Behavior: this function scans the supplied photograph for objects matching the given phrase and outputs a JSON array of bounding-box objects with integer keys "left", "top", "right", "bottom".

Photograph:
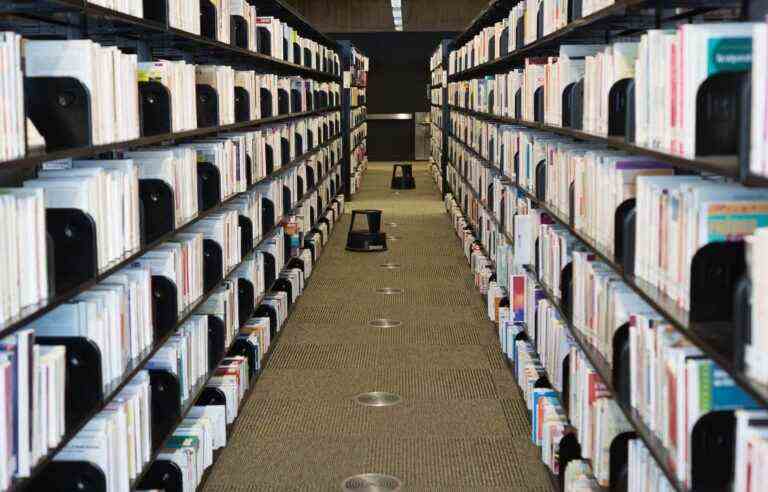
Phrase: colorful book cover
[
  {"left": 703, "top": 202, "right": 768, "bottom": 242},
  {"left": 698, "top": 361, "right": 759, "bottom": 412}
]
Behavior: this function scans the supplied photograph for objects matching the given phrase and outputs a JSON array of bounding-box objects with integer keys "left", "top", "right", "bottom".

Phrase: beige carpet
[{"left": 201, "top": 162, "right": 555, "bottom": 491}]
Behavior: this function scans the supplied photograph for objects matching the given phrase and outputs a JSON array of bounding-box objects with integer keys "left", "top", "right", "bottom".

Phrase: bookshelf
[
  {"left": 0, "top": 1, "right": 356, "bottom": 491},
  {"left": 429, "top": 39, "right": 451, "bottom": 197},
  {"left": 432, "top": 1, "right": 768, "bottom": 491},
  {"left": 339, "top": 40, "right": 369, "bottom": 199}
]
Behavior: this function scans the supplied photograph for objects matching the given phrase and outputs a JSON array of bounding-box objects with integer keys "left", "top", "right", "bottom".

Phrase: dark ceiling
[{"left": 282, "top": 0, "right": 489, "bottom": 32}]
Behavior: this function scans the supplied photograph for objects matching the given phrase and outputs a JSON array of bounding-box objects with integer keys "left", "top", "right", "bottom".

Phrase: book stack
[
  {"left": 0, "top": 32, "right": 24, "bottom": 161},
  {"left": 168, "top": 0, "right": 201, "bottom": 34},
  {"left": 196, "top": 66, "right": 236, "bottom": 126},
  {"left": 89, "top": 0, "right": 143, "bottom": 16},
  {"left": 25, "top": 40, "right": 141, "bottom": 146},
  {"left": 0, "top": 330, "right": 66, "bottom": 487},
  {"left": 230, "top": 0, "right": 257, "bottom": 50}
]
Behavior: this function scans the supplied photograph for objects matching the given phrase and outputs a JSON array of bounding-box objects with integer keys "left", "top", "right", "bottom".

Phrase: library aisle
[{"left": 201, "top": 162, "right": 553, "bottom": 491}]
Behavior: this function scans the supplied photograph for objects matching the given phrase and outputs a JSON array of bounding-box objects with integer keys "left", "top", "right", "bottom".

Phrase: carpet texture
[{"left": 201, "top": 162, "right": 555, "bottom": 491}]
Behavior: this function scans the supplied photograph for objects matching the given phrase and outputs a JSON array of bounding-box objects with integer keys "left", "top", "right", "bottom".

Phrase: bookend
[
  {"left": 272, "top": 277, "right": 293, "bottom": 309},
  {"left": 568, "top": 182, "right": 575, "bottom": 227},
  {"left": 196, "top": 84, "right": 220, "bottom": 128},
  {"left": 139, "top": 81, "right": 172, "bottom": 136},
  {"left": 304, "top": 46, "right": 312, "bottom": 68},
  {"left": 561, "top": 353, "right": 571, "bottom": 413},
  {"left": 346, "top": 209, "right": 387, "bottom": 252},
  {"left": 137, "top": 460, "right": 184, "bottom": 492},
  {"left": 291, "top": 87, "right": 302, "bottom": 113},
  {"left": 196, "top": 386, "right": 226, "bottom": 407},
  {"left": 260, "top": 89, "right": 273, "bottom": 118},
  {"left": 25, "top": 77, "right": 92, "bottom": 152},
  {"left": 36, "top": 336, "right": 102, "bottom": 433},
  {"left": 262, "top": 251, "right": 277, "bottom": 289},
  {"left": 148, "top": 368, "right": 182, "bottom": 450},
  {"left": 142, "top": 0, "right": 168, "bottom": 24},
  {"left": 200, "top": 0, "right": 216, "bottom": 40},
  {"left": 282, "top": 185, "right": 292, "bottom": 216},
  {"left": 625, "top": 80, "right": 636, "bottom": 143},
  {"left": 257, "top": 27, "right": 271, "bottom": 56},
  {"left": 500, "top": 26, "right": 509, "bottom": 57},
  {"left": 307, "top": 167, "right": 316, "bottom": 189},
  {"left": 295, "top": 132, "right": 304, "bottom": 156},
  {"left": 536, "top": 5, "right": 544, "bottom": 40},
  {"left": 265, "top": 144, "right": 275, "bottom": 174},
  {"left": 230, "top": 15, "right": 248, "bottom": 49},
  {"left": 608, "top": 78, "right": 633, "bottom": 137},
  {"left": 611, "top": 322, "right": 631, "bottom": 408},
  {"left": 690, "top": 241, "right": 746, "bottom": 323},
  {"left": 281, "top": 137, "right": 290, "bottom": 166},
  {"left": 151, "top": 275, "right": 179, "bottom": 339},
  {"left": 203, "top": 239, "right": 224, "bottom": 293},
  {"left": 690, "top": 411, "right": 736, "bottom": 491},
  {"left": 391, "top": 163, "right": 416, "bottom": 190},
  {"left": 47, "top": 209, "right": 98, "bottom": 294},
  {"left": 207, "top": 315, "right": 226, "bottom": 372},
  {"left": 614, "top": 198, "right": 636, "bottom": 275},
  {"left": 262, "top": 197, "right": 275, "bottom": 235},
  {"left": 695, "top": 71, "right": 749, "bottom": 156},
  {"left": 514, "top": 89, "right": 523, "bottom": 120},
  {"left": 282, "top": 232, "right": 291, "bottom": 267},
  {"left": 234, "top": 86, "right": 250, "bottom": 122},
  {"left": 560, "top": 263, "right": 573, "bottom": 319},
  {"left": 27, "top": 461, "right": 107, "bottom": 492},
  {"left": 308, "top": 128, "right": 315, "bottom": 149},
  {"left": 197, "top": 162, "right": 221, "bottom": 212},
  {"left": 515, "top": 17, "right": 524, "bottom": 50},
  {"left": 255, "top": 303, "right": 278, "bottom": 340},
  {"left": 139, "top": 179, "right": 175, "bottom": 243},
  {"left": 733, "top": 275, "right": 751, "bottom": 371},
  {"left": 568, "top": 81, "right": 584, "bottom": 130},
  {"left": 556, "top": 432, "right": 581, "bottom": 492},
  {"left": 568, "top": 0, "right": 582, "bottom": 22},
  {"left": 297, "top": 175, "right": 305, "bottom": 200},
  {"left": 237, "top": 277, "right": 255, "bottom": 326},
  {"left": 278, "top": 88, "right": 290, "bottom": 115},
  {"left": 239, "top": 216, "right": 254, "bottom": 258},
  {"left": 535, "top": 160, "right": 547, "bottom": 201},
  {"left": 608, "top": 431, "right": 636, "bottom": 492},
  {"left": 229, "top": 338, "right": 259, "bottom": 380}
]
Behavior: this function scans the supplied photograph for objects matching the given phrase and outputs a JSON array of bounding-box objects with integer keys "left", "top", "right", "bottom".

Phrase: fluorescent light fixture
[{"left": 391, "top": 0, "right": 403, "bottom": 30}]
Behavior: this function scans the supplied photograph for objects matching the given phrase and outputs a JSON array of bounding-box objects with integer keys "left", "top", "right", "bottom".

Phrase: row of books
[
  {"left": 430, "top": 68, "right": 446, "bottom": 88},
  {"left": 445, "top": 144, "right": 768, "bottom": 487},
  {"left": 349, "top": 87, "right": 367, "bottom": 108},
  {"left": 348, "top": 47, "right": 369, "bottom": 87},
  {"left": 448, "top": 0, "right": 614, "bottom": 75},
  {"left": 448, "top": 19, "right": 760, "bottom": 162},
  {"left": 430, "top": 43, "right": 443, "bottom": 72},
  {"left": 0, "top": 35, "right": 343, "bottom": 159},
  {"left": 430, "top": 88, "right": 443, "bottom": 106},
  {"left": 0, "top": 132, "right": 341, "bottom": 324},
  {"left": 350, "top": 124, "right": 368, "bottom": 196}
]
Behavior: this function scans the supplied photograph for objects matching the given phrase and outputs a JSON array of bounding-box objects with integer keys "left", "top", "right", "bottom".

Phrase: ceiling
[{"left": 282, "top": 0, "right": 489, "bottom": 32}]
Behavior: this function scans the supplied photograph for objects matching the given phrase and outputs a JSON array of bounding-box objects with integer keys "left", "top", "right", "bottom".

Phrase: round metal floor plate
[
  {"left": 368, "top": 318, "right": 402, "bottom": 328},
  {"left": 386, "top": 222, "right": 398, "bottom": 227},
  {"left": 388, "top": 235, "right": 400, "bottom": 241},
  {"left": 376, "top": 287, "right": 403, "bottom": 295},
  {"left": 342, "top": 473, "right": 402, "bottom": 491},
  {"left": 379, "top": 262, "right": 401, "bottom": 270},
  {"left": 354, "top": 392, "right": 402, "bottom": 407}
]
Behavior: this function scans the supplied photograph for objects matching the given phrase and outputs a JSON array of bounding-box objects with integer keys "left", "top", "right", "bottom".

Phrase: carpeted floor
[{"left": 201, "top": 162, "right": 554, "bottom": 491}]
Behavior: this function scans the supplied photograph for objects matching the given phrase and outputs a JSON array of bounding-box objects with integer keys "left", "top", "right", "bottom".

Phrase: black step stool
[
  {"left": 346, "top": 209, "right": 387, "bottom": 252},
  {"left": 391, "top": 164, "right": 415, "bottom": 190}
]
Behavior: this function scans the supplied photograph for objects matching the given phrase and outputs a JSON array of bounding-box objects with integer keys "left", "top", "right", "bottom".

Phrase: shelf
[
  {"left": 449, "top": 106, "right": 740, "bottom": 179},
  {"left": 447, "top": 129, "right": 768, "bottom": 409},
  {"left": 0, "top": 132, "right": 343, "bottom": 339},
  {"left": 350, "top": 119, "right": 367, "bottom": 133},
  {"left": 0, "top": 107, "right": 341, "bottom": 170},
  {"left": 448, "top": 0, "right": 739, "bottom": 80}
]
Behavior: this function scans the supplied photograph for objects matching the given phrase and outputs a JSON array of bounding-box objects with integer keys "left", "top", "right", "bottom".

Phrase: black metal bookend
[
  {"left": 282, "top": 185, "right": 292, "bottom": 216},
  {"left": 229, "top": 338, "right": 259, "bottom": 380},
  {"left": 272, "top": 278, "right": 293, "bottom": 309},
  {"left": 149, "top": 369, "right": 182, "bottom": 450},
  {"left": 265, "top": 145, "right": 275, "bottom": 174},
  {"left": 734, "top": 275, "right": 751, "bottom": 371},
  {"left": 534, "top": 87, "right": 545, "bottom": 123},
  {"left": 200, "top": 0, "right": 217, "bottom": 40},
  {"left": 139, "top": 179, "right": 175, "bottom": 243},
  {"left": 515, "top": 17, "right": 524, "bottom": 50},
  {"left": 196, "top": 84, "right": 220, "bottom": 128},
  {"left": 561, "top": 354, "right": 571, "bottom": 413},
  {"left": 690, "top": 411, "right": 736, "bottom": 491},
  {"left": 625, "top": 80, "right": 636, "bottom": 143},
  {"left": 608, "top": 431, "right": 636, "bottom": 492},
  {"left": 295, "top": 133, "right": 304, "bottom": 156},
  {"left": 237, "top": 278, "right": 255, "bottom": 327},
  {"left": 254, "top": 303, "right": 277, "bottom": 340},
  {"left": 234, "top": 86, "right": 250, "bottom": 123},
  {"left": 572, "top": 81, "right": 584, "bottom": 130},
  {"left": 281, "top": 138, "right": 290, "bottom": 166},
  {"left": 239, "top": 216, "right": 254, "bottom": 258},
  {"left": 611, "top": 323, "right": 631, "bottom": 408},
  {"left": 568, "top": 182, "right": 576, "bottom": 227},
  {"left": 535, "top": 160, "right": 547, "bottom": 201},
  {"left": 25, "top": 77, "right": 92, "bottom": 152},
  {"left": 308, "top": 129, "right": 315, "bottom": 149},
  {"left": 261, "top": 197, "right": 275, "bottom": 235},
  {"left": 260, "top": 90, "right": 273, "bottom": 118},
  {"left": 282, "top": 232, "right": 291, "bottom": 266},
  {"left": 203, "top": 240, "right": 224, "bottom": 294},
  {"left": 36, "top": 336, "right": 103, "bottom": 433},
  {"left": 137, "top": 460, "right": 184, "bottom": 492},
  {"left": 47, "top": 209, "right": 98, "bottom": 294},
  {"left": 557, "top": 432, "right": 581, "bottom": 492},
  {"left": 304, "top": 47, "right": 312, "bottom": 68},
  {"left": 197, "top": 162, "right": 221, "bottom": 212},
  {"left": 139, "top": 81, "right": 172, "bottom": 137},
  {"left": 536, "top": 5, "right": 544, "bottom": 40},
  {"left": 257, "top": 28, "right": 272, "bottom": 56},
  {"left": 287, "top": 257, "right": 305, "bottom": 275},
  {"left": 291, "top": 87, "right": 301, "bottom": 113},
  {"left": 207, "top": 315, "right": 226, "bottom": 372},
  {"left": 502, "top": 28, "right": 510, "bottom": 57},
  {"left": 230, "top": 15, "right": 248, "bottom": 49},
  {"left": 151, "top": 275, "right": 179, "bottom": 339},
  {"left": 261, "top": 251, "right": 276, "bottom": 290},
  {"left": 278, "top": 89, "right": 290, "bottom": 115},
  {"left": 608, "top": 78, "right": 634, "bottom": 137},
  {"left": 614, "top": 199, "right": 636, "bottom": 274},
  {"left": 297, "top": 175, "right": 304, "bottom": 200},
  {"left": 28, "top": 461, "right": 107, "bottom": 492},
  {"left": 514, "top": 89, "right": 523, "bottom": 120},
  {"left": 196, "top": 386, "right": 227, "bottom": 407},
  {"left": 560, "top": 263, "right": 573, "bottom": 318},
  {"left": 696, "top": 71, "right": 749, "bottom": 157},
  {"left": 568, "top": 0, "right": 582, "bottom": 22},
  {"left": 142, "top": 0, "right": 168, "bottom": 24},
  {"left": 562, "top": 83, "right": 576, "bottom": 128},
  {"left": 690, "top": 241, "right": 746, "bottom": 323}
]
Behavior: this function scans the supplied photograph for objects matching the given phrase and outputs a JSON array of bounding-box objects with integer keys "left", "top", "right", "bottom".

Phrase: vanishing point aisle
[{"left": 201, "top": 162, "right": 554, "bottom": 491}]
